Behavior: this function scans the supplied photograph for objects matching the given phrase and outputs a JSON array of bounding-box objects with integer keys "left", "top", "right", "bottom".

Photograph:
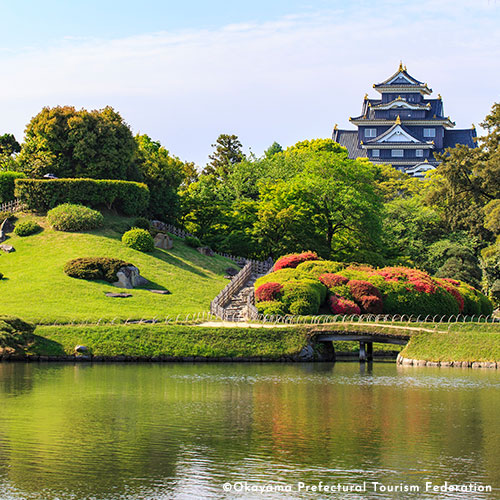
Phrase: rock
[
  {"left": 0, "top": 244, "right": 15, "bottom": 253},
  {"left": 149, "top": 289, "right": 171, "bottom": 294},
  {"left": 113, "top": 266, "right": 148, "bottom": 289},
  {"left": 154, "top": 232, "right": 173, "bottom": 250},
  {"left": 225, "top": 267, "right": 239, "bottom": 277},
  {"left": 74, "top": 345, "right": 89, "bottom": 353},
  {"left": 105, "top": 292, "right": 132, "bottom": 298},
  {"left": 197, "top": 246, "right": 215, "bottom": 257}
]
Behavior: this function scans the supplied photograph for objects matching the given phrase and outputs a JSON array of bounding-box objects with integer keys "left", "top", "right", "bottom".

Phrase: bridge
[{"left": 311, "top": 327, "right": 412, "bottom": 362}]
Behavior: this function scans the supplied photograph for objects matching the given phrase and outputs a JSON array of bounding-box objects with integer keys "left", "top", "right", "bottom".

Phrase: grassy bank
[
  {"left": 400, "top": 323, "right": 500, "bottom": 363},
  {"left": 0, "top": 213, "right": 233, "bottom": 322},
  {"left": 32, "top": 324, "right": 311, "bottom": 359}
]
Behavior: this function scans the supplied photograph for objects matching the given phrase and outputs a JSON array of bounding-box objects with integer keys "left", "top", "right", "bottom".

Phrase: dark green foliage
[
  {"left": 0, "top": 272, "right": 3, "bottom": 280},
  {"left": 184, "top": 235, "right": 202, "bottom": 248},
  {"left": 204, "top": 134, "right": 243, "bottom": 178},
  {"left": 0, "top": 171, "right": 26, "bottom": 203},
  {"left": 0, "top": 316, "right": 35, "bottom": 356},
  {"left": 17, "top": 106, "right": 138, "bottom": 180},
  {"left": 64, "top": 257, "right": 132, "bottom": 282},
  {"left": 0, "top": 211, "right": 13, "bottom": 222},
  {"left": 13, "top": 220, "right": 42, "bottom": 237},
  {"left": 47, "top": 204, "right": 104, "bottom": 232},
  {"left": 122, "top": 228, "right": 155, "bottom": 252},
  {"left": 132, "top": 217, "right": 151, "bottom": 231},
  {"left": 15, "top": 178, "right": 149, "bottom": 215}
]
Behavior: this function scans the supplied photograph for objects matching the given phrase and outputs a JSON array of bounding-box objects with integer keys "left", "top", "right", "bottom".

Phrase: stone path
[{"left": 221, "top": 273, "right": 261, "bottom": 321}]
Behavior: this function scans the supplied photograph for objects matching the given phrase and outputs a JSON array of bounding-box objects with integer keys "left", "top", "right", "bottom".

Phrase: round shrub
[
  {"left": 64, "top": 257, "right": 133, "bottom": 282},
  {"left": 436, "top": 279, "right": 464, "bottom": 313},
  {"left": 255, "top": 268, "right": 306, "bottom": 288},
  {"left": 289, "top": 299, "right": 317, "bottom": 316},
  {"left": 348, "top": 280, "right": 382, "bottom": 301},
  {"left": 274, "top": 251, "right": 318, "bottom": 271},
  {"left": 328, "top": 296, "right": 361, "bottom": 315},
  {"left": 255, "top": 282, "right": 283, "bottom": 302},
  {"left": 13, "top": 220, "right": 42, "bottom": 237},
  {"left": 256, "top": 301, "right": 286, "bottom": 316},
  {"left": 47, "top": 204, "right": 104, "bottom": 232},
  {"left": 359, "top": 295, "right": 383, "bottom": 314},
  {"left": 132, "top": 217, "right": 151, "bottom": 231},
  {"left": 296, "top": 260, "right": 345, "bottom": 277},
  {"left": 122, "top": 228, "right": 155, "bottom": 252},
  {"left": 281, "top": 281, "right": 324, "bottom": 315},
  {"left": 185, "top": 236, "right": 202, "bottom": 248},
  {"left": 319, "top": 273, "right": 349, "bottom": 288}
]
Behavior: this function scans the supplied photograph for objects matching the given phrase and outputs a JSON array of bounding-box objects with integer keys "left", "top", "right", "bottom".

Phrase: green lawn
[
  {"left": 0, "top": 213, "right": 235, "bottom": 322},
  {"left": 33, "top": 324, "right": 310, "bottom": 359}
]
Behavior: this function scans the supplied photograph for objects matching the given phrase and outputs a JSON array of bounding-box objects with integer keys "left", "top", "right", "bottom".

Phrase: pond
[{"left": 0, "top": 362, "right": 498, "bottom": 499}]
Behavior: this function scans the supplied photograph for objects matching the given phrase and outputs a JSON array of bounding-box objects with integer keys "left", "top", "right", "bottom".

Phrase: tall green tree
[
  {"left": 203, "top": 134, "right": 243, "bottom": 178},
  {"left": 17, "top": 106, "right": 137, "bottom": 179},
  {"left": 0, "top": 133, "right": 21, "bottom": 170}
]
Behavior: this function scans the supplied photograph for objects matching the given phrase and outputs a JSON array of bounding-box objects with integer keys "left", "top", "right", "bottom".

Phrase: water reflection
[{"left": 0, "top": 362, "right": 498, "bottom": 499}]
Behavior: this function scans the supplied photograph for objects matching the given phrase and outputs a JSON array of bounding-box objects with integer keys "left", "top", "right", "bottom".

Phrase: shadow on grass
[{"left": 31, "top": 335, "right": 66, "bottom": 356}]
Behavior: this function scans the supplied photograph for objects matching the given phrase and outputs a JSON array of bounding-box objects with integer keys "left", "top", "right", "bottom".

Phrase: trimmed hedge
[
  {"left": 64, "top": 257, "right": 133, "bottom": 282},
  {"left": 13, "top": 220, "right": 42, "bottom": 237},
  {"left": 14, "top": 178, "right": 149, "bottom": 215},
  {"left": 122, "top": 228, "right": 155, "bottom": 252},
  {"left": 296, "top": 260, "right": 345, "bottom": 277},
  {"left": 47, "top": 204, "right": 104, "bottom": 232},
  {"left": 0, "top": 172, "right": 26, "bottom": 203}
]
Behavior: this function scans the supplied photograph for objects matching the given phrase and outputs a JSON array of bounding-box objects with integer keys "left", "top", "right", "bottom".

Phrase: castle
[{"left": 332, "top": 63, "right": 477, "bottom": 177}]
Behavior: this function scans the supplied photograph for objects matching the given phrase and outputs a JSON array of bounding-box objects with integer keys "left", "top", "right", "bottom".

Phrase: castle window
[
  {"left": 392, "top": 149, "right": 404, "bottom": 157},
  {"left": 365, "top": 128, "right": 377, "bottom": 138},
  {"left": 416, "top": 149, "right": 423, "bottom": 157},
  {"left": 372, "top": 149, "right": 380, "bottom": 157},
  {"left": 423, "top": 128, "right": 436, "bottom": 138}
]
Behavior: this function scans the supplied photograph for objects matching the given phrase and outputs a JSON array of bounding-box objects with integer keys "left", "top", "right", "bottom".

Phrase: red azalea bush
[
  {"left": 436, "top": 279, "right": 464, "bottom": 313},
  {"left": 359, "top": 295, "right": 383, "bottom": 314},
  {"left": 274, "top": 251, "right": 318, "bottom": 271},
  {"left": 329, "top": 296, "right": 361, "bottom": 315},
  {"left": 348, "top": 280, "right": 382, "bottom": 300},
  {"left": 318, "top": 273, "right": 349, "bottom": 288},
  {"left": 371, "top": 267, "right": 437, "bottom": 294},
  {"left": 255, "top": 282, "right": 284, "bottom": 302}
]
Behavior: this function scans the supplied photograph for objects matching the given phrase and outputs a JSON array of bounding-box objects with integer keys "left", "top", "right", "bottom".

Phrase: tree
[
  {"left": 264, "top": 141, "right": 283, "bottom": 158},
  {"left": 135, "top": 134, "right": 187, "bottom": 221},
  {"left": 203, "top": 134, "right": 243, "bottom": 178},
  {"left": 17, "top": 106, "right": 137, "bottom": 180},
  {"left": 0, "top": 133, "right": 21, "bottom": 170}
]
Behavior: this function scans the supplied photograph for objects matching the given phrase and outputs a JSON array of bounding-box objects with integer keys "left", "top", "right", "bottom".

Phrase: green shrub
[
  {"left": 185, "top": 236, "right": 201, "bottom": 248},
  {"left": 47, "top": 204, "right": 104, "bottom": 232},
  {"left": 13, "top": 220, "right": 42, "bottom": 237},
  {"left": 256, "top": 301, "right": 287, "bottom": 316},
  {"left": 255, "top": 268, "right": 306, "bottom": 288},
  {"left": 289, "top": 299, "right": 317, "bottom": 316},
  {"left": 15, "top": 178, "right": 149, "bottom": 215},
  {"left": 296, "top": 260, "right": 346, "bottom": 277},
  {"left": 122, "top": 228, "right": 155, "bottom": 252},
  {"left": 132, "top": 217, "right": 151, "bottom": 231},
  {"left": 281, "top": 281, "right": 324, "bottom": 315},
  {"left": 64, "top": 257, "right": 133, "bottom": 282},
  {"left": 0, "top": 172, "right": 26, "bottom": 203}
]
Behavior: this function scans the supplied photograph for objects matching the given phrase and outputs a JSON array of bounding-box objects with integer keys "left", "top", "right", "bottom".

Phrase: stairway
[{"left": 223, "top": 273, "right": 261, "bottom": 321}]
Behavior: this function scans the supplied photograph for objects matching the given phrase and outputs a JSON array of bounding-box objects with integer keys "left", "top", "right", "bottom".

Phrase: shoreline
[{"left": 397, "top": 354, "right": 498, "bottom": 369}]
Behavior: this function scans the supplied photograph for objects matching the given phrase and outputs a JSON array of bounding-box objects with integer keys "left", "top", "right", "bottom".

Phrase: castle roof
[
  {"left": 373, "top": 62, "right": 432, "bottom": 94},
  {"left": 443, "top": 128, "right": 477, "bottom": 149},
  {"left": 332, "top": 129, "right": 367, "bottom": 159}
]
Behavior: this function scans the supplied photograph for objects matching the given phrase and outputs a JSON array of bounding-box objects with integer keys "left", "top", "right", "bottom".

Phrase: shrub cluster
[
  {"left": 185, "top": 236, "right": 202, "bottom": 248},
  {"left": 122, "top": 228, "right": 155, "bottom": 252},
  {"left": 15, "top": 178, "right": 149, "bottom": 215},
  {"left": 255, "top": 282, "right": 283, "bottom": 302},
  {"left": 274, "top": 251, "right": 318, "bottom": 271},
  {"left": 0, "top": 172, "right": 26, "bottom": 203},
  {"left": 254, "top": 252, "right": 493, "bottom": 317},
  {"left": 47, "top": 204, "right": 104, "bottom": 232},
  {"left": 64, "top": 257, "right": 132, "bottom": 282},
  {"left": 13, "top": 220, "right": 42, "bottom": 237}
]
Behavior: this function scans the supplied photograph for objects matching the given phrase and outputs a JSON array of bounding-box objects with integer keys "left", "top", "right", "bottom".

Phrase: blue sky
[{"left": 0, "top": 0, "right": 499, "bottom": 166}]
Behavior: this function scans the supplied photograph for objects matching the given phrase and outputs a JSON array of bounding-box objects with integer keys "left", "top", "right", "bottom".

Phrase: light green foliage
[
  {"left": 122, "top": 228, "right": 155, "bottom": 252},
  {"left": 296, "top": 260, "right": 346, "bottom": 277},
  {"left": 256, "top": 301, "right": 287, "bottom": 316},
  {"left": 47, "top": 204, "right": 104, "bottom": 232},
  {"left": 480, "top": 237, "right": 500, "bottom": 306},
  {"left": 13, "top": 220, "right": 41, "bottom": 237}
]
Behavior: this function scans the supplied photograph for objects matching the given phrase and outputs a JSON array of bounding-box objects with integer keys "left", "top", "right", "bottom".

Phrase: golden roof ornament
[
  {"left": 399, "top": 60, "right": 404, "bottom": 71},
  {"left": 334, "top": 123, "right": 338, "bottom": 130},
  {"left": 395, "top": 115, "right": 401, "bottom": 125},
  {"left": 438, "top": 94, "right": 442, "bottom": 99},
  {"left": 471, "top": 123, "right": 476, "bottom": 129}
]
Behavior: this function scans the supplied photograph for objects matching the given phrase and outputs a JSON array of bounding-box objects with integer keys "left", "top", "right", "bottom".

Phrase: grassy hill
[{"left": 0, "top": 213, "right": 235, "bottom": 323}]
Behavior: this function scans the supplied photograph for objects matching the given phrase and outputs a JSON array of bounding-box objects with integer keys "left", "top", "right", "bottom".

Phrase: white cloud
[{"left": 0, "top": 0, "right": 498, "bottom": 165}]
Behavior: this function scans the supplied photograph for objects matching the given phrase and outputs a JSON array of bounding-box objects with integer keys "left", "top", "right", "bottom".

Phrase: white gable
[
  {"left": 377, "top": 125, "right": 420, "bottom": 143},
  {"left": 387, "top": 71, "right": 415, "bottom": 85},
  {"left": 406, "top": 163, "right": 436, "bottom": 177}
]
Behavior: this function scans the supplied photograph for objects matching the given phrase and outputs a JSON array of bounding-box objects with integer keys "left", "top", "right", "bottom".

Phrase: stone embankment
[{"left": 397, "top": 354, "right": 498, "bottom": 369}]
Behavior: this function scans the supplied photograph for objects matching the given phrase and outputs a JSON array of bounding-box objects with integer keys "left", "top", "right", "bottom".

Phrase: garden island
[{"left": 0, "top": 69, "right": 498, "bottom": 367}]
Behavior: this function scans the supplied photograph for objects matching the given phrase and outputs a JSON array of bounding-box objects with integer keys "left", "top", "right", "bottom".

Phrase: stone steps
[{"left": 223, "top": 273, "right": 261, "bottom": 321}]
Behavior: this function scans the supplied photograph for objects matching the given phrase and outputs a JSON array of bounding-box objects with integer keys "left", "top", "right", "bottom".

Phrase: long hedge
[
  {"left": 14, "top": 178, "right": 149, "bottom": 215},
  {"left": 0, "top": 172, "right": 26, "bottom": 203}
]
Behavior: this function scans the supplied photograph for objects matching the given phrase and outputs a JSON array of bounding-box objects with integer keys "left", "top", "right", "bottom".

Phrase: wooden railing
[{"left": 0, "top": 199, "right": 24, "bottom": 213}]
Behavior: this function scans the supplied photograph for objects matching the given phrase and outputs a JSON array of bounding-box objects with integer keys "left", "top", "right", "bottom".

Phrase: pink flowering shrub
[
  {"left": 274, "top": 252, "right": 318, "bottom": 271},
  {"left": 255, "top": 282, "right": 283, "bottom": 302},
  {"left": 318, "top": 273, "right": 349, "bottom": 288},
  {"left": 359, "top": 295, "right": 383, "bottom": 314},
  {"left": 329, "top": 296, "right": 361, "bottom": 315},
  {"left": 348, "top": 280, "right": 382, "bottom": 300}
]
